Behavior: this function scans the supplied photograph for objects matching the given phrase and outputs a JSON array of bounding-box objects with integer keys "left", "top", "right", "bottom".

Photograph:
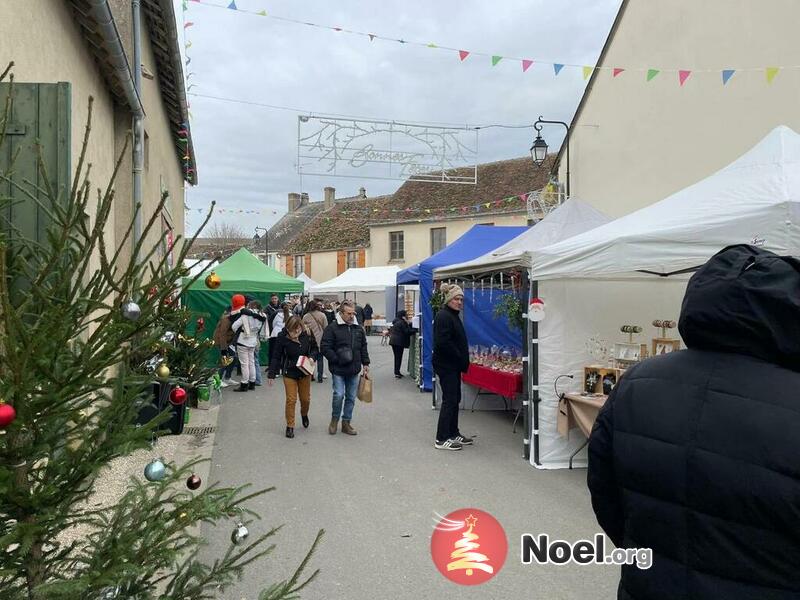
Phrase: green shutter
[{"left": 0, "top": 82, "right": 71, "bottom": 243}]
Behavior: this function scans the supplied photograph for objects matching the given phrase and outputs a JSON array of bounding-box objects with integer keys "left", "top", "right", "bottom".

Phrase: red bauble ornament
[
  {"left": 169, "top": 386, "right": 187, "bottom": 405},
  {"left": 196, "top": 317, "right": 205, "bottom": 331},
  {"left": 0, "top": 402, "right": 16, "bottom": 428},
  {"left": 186, "top": 474, "right": 202, "bottom": 490}
]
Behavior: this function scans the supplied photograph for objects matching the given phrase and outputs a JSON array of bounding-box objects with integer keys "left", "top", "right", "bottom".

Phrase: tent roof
[
  {"left": 397, "top": 225, "right": 528, "bottom": 285},
  {"left": 295, "top": 272, "right": 318, "bottom": 288},
  {"left": 433, "top": 199, "right": 611, "bottom": 278},
  {"left": 310, "top": 266, "right": 400, "bottom": 293},
  {"left": 532, "top": 126, "right": 800, "bottom": 280},
  {"left": 183, "top": 258, "right": 217, "bottom": 278},
  {"left": 187, "top": 248, "right": 303, "bottom": 292}
]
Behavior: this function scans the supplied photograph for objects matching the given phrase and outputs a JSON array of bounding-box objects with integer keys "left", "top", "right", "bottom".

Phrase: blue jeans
[
  {"left": 254, "top": 349, "right": 262, "bottom": 385},
  {"left": 332, "top": 374, "right": 359, "bottom": 421}
]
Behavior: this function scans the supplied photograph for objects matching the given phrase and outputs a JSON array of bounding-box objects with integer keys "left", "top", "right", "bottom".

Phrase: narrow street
[{"left": 202, "top": 344, "right": 618, "bottom": 599}]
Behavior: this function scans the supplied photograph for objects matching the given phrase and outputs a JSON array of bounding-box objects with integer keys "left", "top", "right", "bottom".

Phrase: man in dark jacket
[
  {"left": 432, "top": 284, "right": 471, "bottom": 451},
  {"left": 354, "top": 304, "right": 366, "bottom": 330},
  {"left": 588, "top": 244, "right": 800, "bottom": 600},
  {"left": 389, "top": 310, "right": 415, "bottom": 378},
  {"left": 321, "top": 300, "right": 370, "bottom": 436}
]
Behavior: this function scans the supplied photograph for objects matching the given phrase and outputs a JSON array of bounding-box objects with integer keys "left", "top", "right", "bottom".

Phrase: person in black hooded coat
[{"left": 588, "top": 244, "right": 800, "bottom": 600}]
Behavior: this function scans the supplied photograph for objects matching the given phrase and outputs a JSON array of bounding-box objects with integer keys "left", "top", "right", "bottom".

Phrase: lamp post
[
  {"left": 253, "top": 227, "right": 269, "bottom": 267},
  {"left": 531, "top": 115, "right": 570, "bottom": 198}
]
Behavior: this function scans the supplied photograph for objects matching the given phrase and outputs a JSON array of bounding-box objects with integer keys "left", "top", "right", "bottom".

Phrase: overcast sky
[{"left": 174, "top": 0, "right": 622, "bottom": 236}]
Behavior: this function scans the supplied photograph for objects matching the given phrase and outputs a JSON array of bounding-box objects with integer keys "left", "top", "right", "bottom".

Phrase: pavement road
[{"left": 202, "top": 343, "right": 619, "bottom": 599}]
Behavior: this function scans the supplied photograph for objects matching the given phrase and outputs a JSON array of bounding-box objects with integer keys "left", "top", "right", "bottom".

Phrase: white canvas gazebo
[
  {"left": 527, "top": 125, "right": 800, "bottom": 468},
  {"left": 310, "top": 266, "right": 401, "bottom": 294},
  {"left": 295, "top": 272, "right": 318, "bottom": 289}
]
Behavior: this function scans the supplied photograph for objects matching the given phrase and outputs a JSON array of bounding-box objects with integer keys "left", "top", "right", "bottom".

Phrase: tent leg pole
[{"left": 531, "top": 279, "right": 540, "bottom": 465}]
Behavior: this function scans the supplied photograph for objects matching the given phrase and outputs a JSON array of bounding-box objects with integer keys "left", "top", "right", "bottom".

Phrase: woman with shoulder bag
[
  {"left": 302, "top": 300, "right": 329, "bottom": 383},
  {"left": 268, "top": 316, "right": 318, "bottom": 438},
  {"left": 389, "top": 310, "right": 415, "bottom": 378}
]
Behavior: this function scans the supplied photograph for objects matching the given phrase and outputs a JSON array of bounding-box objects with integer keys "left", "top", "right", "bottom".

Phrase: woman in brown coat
[{"left": 302, "top": 300, "right": 329, "bottom": 383}]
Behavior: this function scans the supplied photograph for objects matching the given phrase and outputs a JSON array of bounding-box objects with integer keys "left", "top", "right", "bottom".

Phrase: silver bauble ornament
[
  {"left": 143, "top": 459, "right": 166, "bottom": 482},
  {"left": 231, "top": 522, "right": 249, "bottom": 545},
  {"left": 97, "top": 586, "right": 121, "bottom": 599},
  {"left": 121, "top": 300, "right": 141, "bottom": 321}
]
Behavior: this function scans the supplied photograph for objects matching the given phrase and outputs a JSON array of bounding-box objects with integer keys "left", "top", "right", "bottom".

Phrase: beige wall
[
  {"left": 559, "top": 0, "right": 800, "bottom": 218},
  {"left": 281, "top": 250, "right": 340, "bottom": 283},
  {"left": 369, "top": 214, "right": 528, "bottom": 268},
  {"left": 0, "top": 0, "right": 185, "bottom": 270},
  {"left": 0, "top": 0, "right": 118, "bottom": 266}
]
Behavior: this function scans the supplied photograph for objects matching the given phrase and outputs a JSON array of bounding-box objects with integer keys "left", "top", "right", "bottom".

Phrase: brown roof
[
  {"left": 286, "top": 195, "right": 393, "bottom": 254},
  {"left": 67, "top": 0, "right": 197, "bottom": 184},
  {"left": 268, "top": 202, "right": 327, "bottom": 253},
  {"left": 282, "top": 156, "right": 554, "bottom": 254}
]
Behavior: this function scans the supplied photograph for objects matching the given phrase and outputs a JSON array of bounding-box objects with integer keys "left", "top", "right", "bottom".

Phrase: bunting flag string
[{"left": 184, "top": 0, "right": 796, "bottom": 86}]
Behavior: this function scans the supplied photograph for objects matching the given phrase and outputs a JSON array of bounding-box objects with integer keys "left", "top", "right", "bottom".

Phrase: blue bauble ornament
[{"left": 144, "top": 459, "right": 166, "bottom": 482}]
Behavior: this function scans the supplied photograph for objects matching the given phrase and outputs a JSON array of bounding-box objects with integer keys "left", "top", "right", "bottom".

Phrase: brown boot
[
  {"left": 341, "top": 420, "right": 357, "bottom": 436},
  {"left": 328, "top": 419, "right": 338, "bottom": 435}
]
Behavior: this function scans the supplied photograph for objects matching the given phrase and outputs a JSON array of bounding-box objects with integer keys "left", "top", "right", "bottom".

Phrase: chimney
[
  {"left": 323, "top": 186, "right": 335, "bottom": 210},
  {"left": 300, "top": 192, "right": 309, "bottom": 207},
  {"left": 288, "top": 192, "right": 301, "bottom": 212},
  {"left": 358, "top": 187, "right": 366, "bottom": 199}
]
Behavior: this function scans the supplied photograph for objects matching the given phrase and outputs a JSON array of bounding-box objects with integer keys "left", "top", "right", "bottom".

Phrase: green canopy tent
[{"left": 183, "top": 248, "right": 304, "bottom": 367}]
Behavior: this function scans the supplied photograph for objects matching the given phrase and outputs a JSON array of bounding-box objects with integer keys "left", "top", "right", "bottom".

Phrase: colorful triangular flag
[
  {"left": 334, "top": 27, "right": 342, "bottom": 32},
  {"left": 368, "top": 34, "right": 375, "bottom": 41},
  {"left": 518, "top": 193, "right": 528, "bottom": 202},
  {"left": 427, "top": 43, "right": 437, "bottom": 48},
  {"left": 258, "top": 9, "right": 267, "bottom": 16},
  {"left": 612, "top": 67, "right": 624, "bottom": 77},
  {"left": 458, "top": 50, "right": 470, "bottom": 61},
  {"left": 722, "top": 69, "right": 736, "bottom": 85},
  {"left": 678, "top": 70, "right": 691, "bottom": 86},
  {"left": 582, "top": 66, "right": 593, "bottom": 80},
  {"left": 492, "top": 56, "right": 503, "bottom": 66},
  {"left": 646, "top": 69, "right": 660, "bottom": 82},
  {"left": 227, "top": 0, "right": 236, "bottom": 9},
  {"left": 183, "top": 21, "right": 194, "bottom": 28},
  {"left": 484, "top": 202, "right": 491, "bottom": 209},
  {"left": 522, "top": 59, "right": 533, "bottom": 72},
  {"left": 766, "top": 66, "right": 780, "bottom": 84},
  {"left": 553, "top": 63, "right": 564, "bottom": 76}
]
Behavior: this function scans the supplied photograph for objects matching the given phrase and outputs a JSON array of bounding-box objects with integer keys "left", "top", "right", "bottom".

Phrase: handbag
[
  {"left": 357, "top": 373, "right": 373, "bottom": 403},
  {"left": 296, "top": 355, "right": 316, "bottom": 376}
]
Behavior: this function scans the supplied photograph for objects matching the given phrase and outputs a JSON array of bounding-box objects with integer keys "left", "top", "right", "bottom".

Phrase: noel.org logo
[{"left": 430, "top": 508, "right": 508, "bottom": 586}]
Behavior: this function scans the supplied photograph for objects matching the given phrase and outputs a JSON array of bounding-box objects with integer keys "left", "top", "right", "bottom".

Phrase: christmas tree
[
  {"left": 447, "top": 515, "right": 494, "bottom": 576},
  {"left": 0, "top": 65, "right": 321, "bottom": 599}
]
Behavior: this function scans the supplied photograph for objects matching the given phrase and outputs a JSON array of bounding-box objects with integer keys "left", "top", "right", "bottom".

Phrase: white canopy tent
[
  {"left": 533, "top": 126, "right": 800, "bottom": 281},
  {"left": 295, "top": 272, "right": 318, "bottom": 289},
  {"left": 530, "top": 126, "right": 800, "bottom": 469},
  {"left": 183, "top": 258, "right": 217, "bottom": 278},
  {"left": 310, "top": 266, "right": 401, "bottom": 293},
  {"left": 434, "top": 198, "right": 612, "bottom": 278}
]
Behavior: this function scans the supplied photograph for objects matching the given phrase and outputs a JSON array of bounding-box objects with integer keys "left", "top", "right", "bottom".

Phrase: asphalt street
[{"left": 201, "top": 343, "right": 619, "bottom": 599}]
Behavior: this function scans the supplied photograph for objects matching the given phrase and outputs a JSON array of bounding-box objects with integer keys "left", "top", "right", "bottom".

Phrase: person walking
[
  {"left": 229, "top": 294, "right": 267, "bottom": 392},
  {"left": 432, "top": 284, "right": 471, "bottom": 450},
  {"left": 389, "top": 310, "right": 414, "bottom": 379},
  {"left": 321, "top": 300, "right": 370, "bottom": 436},
  {"left": 303, "top": 300, "right": 329, "bottom": 383},
  {"left": 354, "top": 303, "right": 366, "bottom": 329},
  {"left": 265, "top": 294, "right": 281, "bottom": 369},
  {"left": 248, "top": 300, "right": 269, "bottom": 386},
  {"left": 269, "top": 303, "right": 290, "bottom": 376},
  {"left": 212, "top": 307, "right": 235, "bottom": 387},
  {"left": 588, "top": 245, "right": 800, "bottom": 600},
  {"left": 268, "top": 316, "right": 318, "bottom": 438},
  {"left": 363, "top": 302, "right": 374, "bottom": 335},
  {"left": 324, "top": 302, "right": 336, "bottom": 325}
]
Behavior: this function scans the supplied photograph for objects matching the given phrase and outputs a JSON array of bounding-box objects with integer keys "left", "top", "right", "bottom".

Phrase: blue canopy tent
[{"left": 397, "top": 225, "right": 528, "bottom": 391}]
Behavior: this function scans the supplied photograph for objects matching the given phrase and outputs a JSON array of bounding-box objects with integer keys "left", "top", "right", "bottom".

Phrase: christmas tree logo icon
[{"left": 430, "top": 508, "right": 508, "bottom": 586}]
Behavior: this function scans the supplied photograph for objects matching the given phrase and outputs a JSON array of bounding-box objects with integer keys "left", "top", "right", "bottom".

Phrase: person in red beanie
[{"left": 229, "top": 294, "right": 267, "bottom": 392}]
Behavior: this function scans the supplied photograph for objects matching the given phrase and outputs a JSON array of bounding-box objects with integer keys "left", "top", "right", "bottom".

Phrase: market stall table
[
  {"left": 461, "top": 364, "right": 523, "bottom": 430},
  {"left": 562, "top": 392, "right": 608, "bottom": 468}
]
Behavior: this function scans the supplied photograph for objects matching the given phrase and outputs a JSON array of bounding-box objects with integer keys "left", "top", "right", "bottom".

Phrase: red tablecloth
[{"left": 461, "top": 364, "right": 523, "bottom": 400}]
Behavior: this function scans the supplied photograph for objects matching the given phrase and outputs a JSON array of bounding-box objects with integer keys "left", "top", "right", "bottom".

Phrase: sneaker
[
  {"left": 222, "top": 378, "right": 234, "bottom": 386},
  {"left": 454, "top": 434, "right": 473, "bottom": 446},
  {"left": 434, "top": 439, "right": 463, "bottom": 451},
  {"left": 219, "top": 380, "right": 229, "bottom": 388}
]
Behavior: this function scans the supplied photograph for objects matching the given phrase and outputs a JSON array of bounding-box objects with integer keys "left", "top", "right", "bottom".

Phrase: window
[
  {"left": 294, "top": 254, "right": 305, "bottom": 275},
  {"left": 430, "top": 227, "right": 447, "bottom": 254},
  {"left": 347, "top": 250, "right": 359, "bottom": 269},
  {"left": 389, "top": 231, "right": 404, "bottom": 261}
]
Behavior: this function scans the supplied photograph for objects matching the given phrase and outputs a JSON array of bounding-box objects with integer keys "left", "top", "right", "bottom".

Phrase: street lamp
[
  {"left": 531, "top": 115, "right": 570, "bottom": 198},
  {"left": 253, "top": 226, "right": 269, "bottom": 267}
]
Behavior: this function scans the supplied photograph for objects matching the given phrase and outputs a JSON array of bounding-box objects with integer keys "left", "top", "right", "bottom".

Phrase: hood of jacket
[
  {"left": 336, "top": 313, "right": 359, "bottom": 326},
  {"left": 679, "top": 244, "right": 800, "bottom": 371}
]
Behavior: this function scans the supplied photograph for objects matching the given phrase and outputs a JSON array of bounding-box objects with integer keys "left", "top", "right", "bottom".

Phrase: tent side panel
[{"left": 534, "top": 278, "right": 689, "bottom": 469}]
